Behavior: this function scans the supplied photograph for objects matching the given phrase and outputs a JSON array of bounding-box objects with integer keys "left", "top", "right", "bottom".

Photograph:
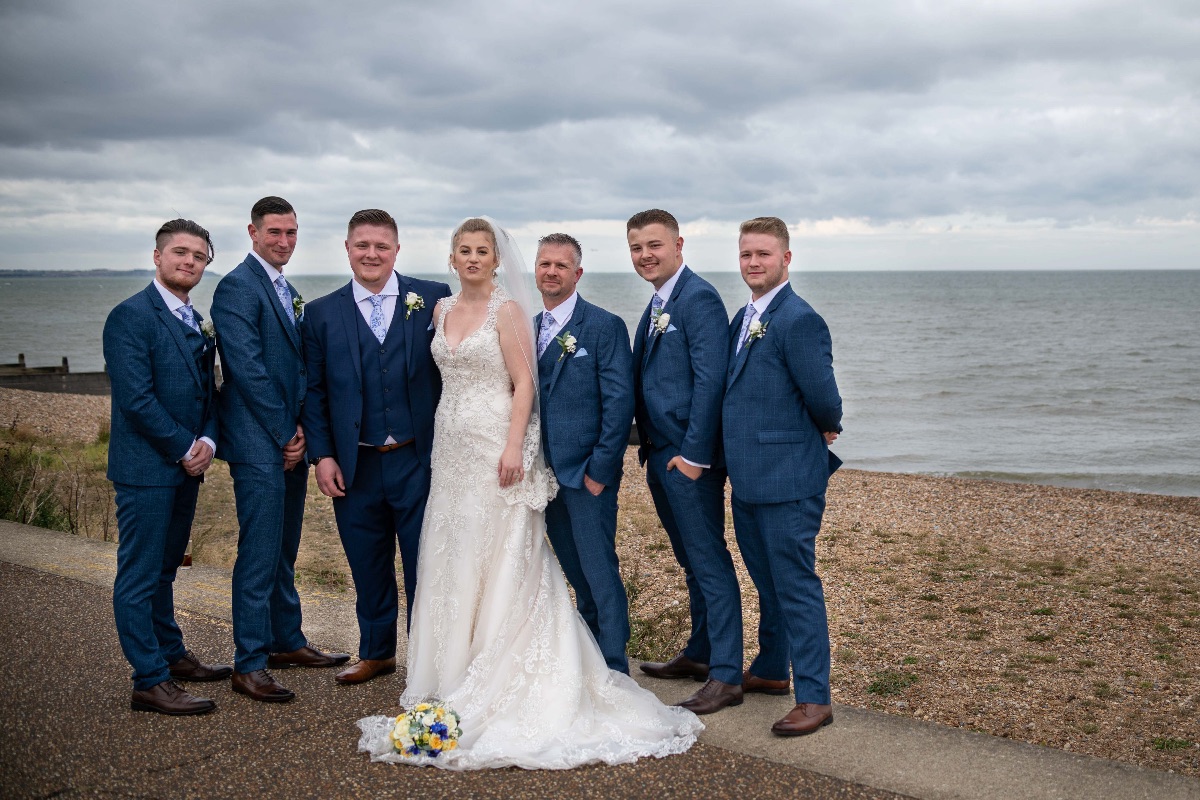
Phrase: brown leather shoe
[
  {"left": 131, "top": 680, "right": 216, "bottom": 715},
  {"left": 335, "top": 657, "right": 396, "bottom": 685},
  {"left": 771, "top": 703, "right": 833, "bottom": 736},
  {"left": 639, "top": 653, "right": 710, "bottom": 681},
  {"left": 677, "top": 678, "right": 744, "bottom": 715},
  {"left": 168, "top": 650, "right": 233, "bottom": 682},
  {"left": 743, "top": 669, "right": 791, "bottom": 696},
  {"left": 268, "top": 645, "right": 351, "bottom": 669},
  {"left": 231, "top": 669, "right": 295, "bottom": 703}
]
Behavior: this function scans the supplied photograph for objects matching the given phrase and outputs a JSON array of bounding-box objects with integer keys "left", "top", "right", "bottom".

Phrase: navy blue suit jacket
[
  {"left": 536, "top": 295, "right": 635, "bottom": 490},
  {"left": 632, "top": 266, "right": 728, "bottom": 467},
  {"left": 722, "top": 283, "right": 842, "bottom": 504},
  {"left": 103, "top": 284, "right": 219, "bottom": 487},
  {"left": 301, "top": 275, "right": 451, "bottom": 487},
  {"left": 211, "top": 255, "right": 307, "bottom": 464}
]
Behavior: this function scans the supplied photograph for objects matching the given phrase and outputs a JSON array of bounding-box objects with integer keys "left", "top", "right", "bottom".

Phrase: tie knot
[
  {"left": 370, "top": 294, "right": 385, "bottom": 309},
  {"left": 543, "top": 311, "right": 555, "bottom": 327},
  {"left": 651, "top": 294, "right": 664, "bottom": 311},
  {"left": 275, "top": 276, "right": 287, "bottom": 289}
]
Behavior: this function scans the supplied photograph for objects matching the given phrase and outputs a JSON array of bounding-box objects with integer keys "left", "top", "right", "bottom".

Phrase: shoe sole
[
  {"left": 679, "top": 697, "right": 744, "bottom": 715},
  {"left": 772, "top": 713, "right": 834, "bottom": 736},
  {"left": 638, "top": 669, "right": 710, "bottom": 682},
  {"left": 267, "top": 660, "right": 350, "bottom": 669},
  {"left": 335, "top": 665, "right": 397, "bottom": 685},
  {"left": 130, "top": 701, "right": 215, "bottom": 716}
]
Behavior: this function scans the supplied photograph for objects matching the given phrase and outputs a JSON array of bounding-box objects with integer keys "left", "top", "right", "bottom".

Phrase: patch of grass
[
  {"left": 836, "top": 647, "right": 858, "bottom": 664},
  {"left": 1025, "top": 633, "right": 1054, "bottom": 643},
  {"left": 1152, "top": 737, "right": 1193, "bottom": 751},
  {"left": 1093, "top": 682, "right": 1120, "bottom": 700},
  {"left": 920, "top": 612, "right": 942, "bottom": 621},
  {"left": 1024, "top": 653, "right": 1058, "bottom": 664},
  {"left": 1031, "top": 607, "right": 1055, "bottom": 616},
  {"left": 1077, "top": 659, "right": 1097, "bottom": 668},
  {"left": 955, "top": 606, "right": 981, "bottom": 615},
  {"left": 902, "top": 656, "right": 920, "bottom": 665},
  {"left": 965, "top": 629, "right": 988, "bottom": 641},
  {"left": 1079, "top": 722, "right": 1099, "bottom": 734},
  {"left": 918, "top": 593, "right": 942, "bottom": 602},
  {"left": 867, "top": 670, "right": 919, "bottom": 697}
]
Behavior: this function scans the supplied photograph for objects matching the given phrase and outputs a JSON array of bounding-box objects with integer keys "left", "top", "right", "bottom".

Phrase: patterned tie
[
  {"left": 178, "top": 305, "right": 201, "bottom": 334},
  {"left": 369, "top": 295, "right": 387, "bottom": 343},
  {"left": 274, "top": 276, "right": 295, "bottom": 324},
  {"left": 736, "top": 301, "right": 756, "bottom": 353},
  {"left": 648, "top": 293, "right": 665, "bottom": 336},
  {"left": 537, "top": 311, "right": 555, "bottom": 357}
]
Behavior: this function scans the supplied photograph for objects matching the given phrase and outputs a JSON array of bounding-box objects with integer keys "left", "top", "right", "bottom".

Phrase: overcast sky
[{"left": 1, "top": 0, "right": 1198, "bottom": 274}]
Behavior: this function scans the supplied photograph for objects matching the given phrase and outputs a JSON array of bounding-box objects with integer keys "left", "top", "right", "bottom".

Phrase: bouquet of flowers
[{"left": 389, "top": 702, "right": 462, "bottom": 758}]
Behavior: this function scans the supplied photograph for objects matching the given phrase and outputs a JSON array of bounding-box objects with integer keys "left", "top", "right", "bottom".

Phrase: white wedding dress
[{"left": 357, "top": 287, "right": 702, "bottom": 770}]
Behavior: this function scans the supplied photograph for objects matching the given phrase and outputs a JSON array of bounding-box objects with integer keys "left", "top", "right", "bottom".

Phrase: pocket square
[
  {"left": 665, "top": 324, "right": 678, "bottom": 333},
  {"left": 573, "top": 347, "right": 589, "bottom": 358},
  {"left": 427, "top": 321, "right": 435, "bottom": 331}
]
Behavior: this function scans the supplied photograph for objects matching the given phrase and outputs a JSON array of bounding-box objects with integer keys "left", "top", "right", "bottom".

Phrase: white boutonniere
[
  {"left": 653, "top": 310, "right": 671, "bottom": 335},
  {"left": 200, "top": 319, "right": 215, "bottom": 340},
  {"left": 292, "top": 293, "right": 305, "bottom": 321},
  {"left": 404, "top": 292, "right": 425, "bottom": 320},
  {"left": 555, "top": 331, "right": 577, "bottom": 361},
  {"left": 747, "top": 319, "right": 767, "bottom": 344}
]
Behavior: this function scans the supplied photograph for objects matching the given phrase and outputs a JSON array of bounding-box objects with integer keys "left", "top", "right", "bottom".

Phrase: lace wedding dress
[{"left": 357, "top": 287, "right": 702, "bottom": 770}]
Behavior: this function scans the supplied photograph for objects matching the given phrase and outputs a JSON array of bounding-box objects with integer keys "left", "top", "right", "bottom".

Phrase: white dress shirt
[
  {"left": 352, "top": 271, "right": 400, "bottom": 331},
  {"left": 541, "top": 290, "right": 579, "bottom": 342},
  {"left": 248, "top": 250, "right": 284, "bottom": 283},
  {"left": 151, "top": 279, "right": 216, "bottom": 462}
]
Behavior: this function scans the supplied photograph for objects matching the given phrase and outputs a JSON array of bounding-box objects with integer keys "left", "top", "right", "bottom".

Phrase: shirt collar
[
  {"left": 748, "top": 280, "right": 788, "bottom": 316},
  {"left": 249, "top": 250, "right": 284, "bottom": 283},
  {"left": 152, "top": 278, "right": 188, "bottom": 313},
  {"left": 352, "top": 271, "right": 399, "bottom": 303},
  {"left": 653, "top": 265, "right": 686, "bottom": 305},
  {"left": 543, "top": 290, "right": 578, "bottom": 324}
]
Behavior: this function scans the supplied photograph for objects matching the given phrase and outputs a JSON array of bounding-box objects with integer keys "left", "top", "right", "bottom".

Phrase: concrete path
[{"left": 2, "top": 520, "right": 1197, "bottom": 800}]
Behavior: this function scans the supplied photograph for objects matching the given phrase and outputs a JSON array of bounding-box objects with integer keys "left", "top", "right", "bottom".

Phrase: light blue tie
[
  {"left": 274, "top": 276, "right": 295, "bottom": 324},
  {"left": 178, "top": 305, "right": 201, "bottom": 334},
  {"left": 369, "top": 295, "right": 387, "bottom": 343},
  {"left": 648, "top": 293, "right": 665, "bottom": 336},
  {"left": 537, "top": 311, "right": 555, "bottom": 357},
  {"left": 736, "top": 301, "right": 756, "bottom": 353}
]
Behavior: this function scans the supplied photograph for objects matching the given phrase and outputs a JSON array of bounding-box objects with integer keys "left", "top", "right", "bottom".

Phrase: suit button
[
  {"left": 382, "top": 368, "right": 388, "bottom": 373},
  {"left": 380, "top": 348, "right": 386, "bottom": 354},
  {"left": 384, "top": 388, "right": 389, "bottom": 393},
  {"left": 300, "top": 369, "right": 306, "bottom": 376},
  {"left": 385, "top": 408, "right": 390, "bottom": 412}
]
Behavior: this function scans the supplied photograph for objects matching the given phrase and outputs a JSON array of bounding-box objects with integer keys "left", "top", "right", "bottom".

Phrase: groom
[
  {"left": 534, "top": 232, "right": 635, "bottom": 674},
  {"left": 723, "top": 216, "right": 842, "bottom": 736},
  {"left": 104, "top": 218, "right": 227, "bottom": 715},
  {"left": 301, "top": 208, "right": 451, "bottom": 684},
  {"left": 628, "top": 209, "right": 744, "bottom": 715}
]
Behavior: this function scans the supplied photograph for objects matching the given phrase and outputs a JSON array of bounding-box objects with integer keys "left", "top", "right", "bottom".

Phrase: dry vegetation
[{"left": 3, "top": 386, "right": 1198, "bottom": 776}]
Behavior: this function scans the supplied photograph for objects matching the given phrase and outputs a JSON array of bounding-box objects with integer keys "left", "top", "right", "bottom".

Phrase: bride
[{"left": 357, "top": 218, "right": 702, "bottom": 770}]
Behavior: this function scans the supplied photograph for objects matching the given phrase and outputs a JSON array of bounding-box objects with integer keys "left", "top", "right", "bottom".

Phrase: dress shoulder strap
[{"left": 437, "top": 293, "right": 459, "bottom": 330}]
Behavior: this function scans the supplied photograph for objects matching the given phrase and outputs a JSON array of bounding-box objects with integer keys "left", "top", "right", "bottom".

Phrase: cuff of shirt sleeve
[{"left": 680, "top": 457, "right": 710, "bottom": 469}]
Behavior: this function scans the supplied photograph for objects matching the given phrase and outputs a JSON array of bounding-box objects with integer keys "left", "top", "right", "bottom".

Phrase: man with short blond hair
[
  {"left": 301, "top": 209, "right": 451, "bottom": 684},
  {"left": 723, "top": 215, "right": 843, "bottom": 736}
]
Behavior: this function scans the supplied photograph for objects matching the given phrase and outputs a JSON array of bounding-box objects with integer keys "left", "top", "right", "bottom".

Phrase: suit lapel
[
  {"left": 633, "top": 299, "right": 651, "bottom": 372},
  {"left": 545, "top": 297, "right": 586, "bottom": 396},
  {"left": 337, "top": 283, "right": 363, "bottom": 384},
  {"left": 645, "top": 266, "right": 691, "bottom": 365},
  {"left": 146, "top": 284, "right": 203, "bottom": 389},
  {"left": 397, "top": 275, "right": 417, "bottom": 378},
  {"left": 249, "top": 258, "right": 302, "bottom": 356},
  {"left": 728, "top": 283, "right": 793, "bottom": 388}
]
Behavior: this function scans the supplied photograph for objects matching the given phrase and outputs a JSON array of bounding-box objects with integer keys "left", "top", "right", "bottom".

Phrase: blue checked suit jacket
[
  {"left": 301, "top": 275, "right": 451, "bottom": 487},
  {"left": 211, "top": 254, "right": 307, "bottom": 464},
  {"left": 631, "top": 266, "right": 728, "bottom": 468},
  {"left": 722, "top": 282, "right": 842, "bottom": 504},
  {"left": 103, "top": 283, "right": 219, "bottom": 487},
  {"left": 536, "top": 295, "right": 635, "bottom": 490}
]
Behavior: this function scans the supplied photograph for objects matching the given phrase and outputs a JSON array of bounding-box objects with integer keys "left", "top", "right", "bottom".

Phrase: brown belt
[{"left": 366, "top": 438, "right": 414, "bottom": 452}]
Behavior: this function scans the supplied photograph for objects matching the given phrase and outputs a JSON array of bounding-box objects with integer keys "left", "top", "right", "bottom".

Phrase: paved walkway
[{"left": 1, "top": 520, "right": 1197, "bottom": 800}]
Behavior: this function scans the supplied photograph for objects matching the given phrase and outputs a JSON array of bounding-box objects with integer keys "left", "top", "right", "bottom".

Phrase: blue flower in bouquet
[{"left": 389, "top": 702, "right": 463, "bottom": 758}]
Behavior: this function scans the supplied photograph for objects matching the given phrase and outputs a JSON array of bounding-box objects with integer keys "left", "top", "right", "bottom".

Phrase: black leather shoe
[
  {"left": 268, "top": 645, "right": 351, "bottom": 669},
  {"left": 168, "top": 650, "right": 233, "bottom": 682},
  {"left": 677, "top": 678, "right": 744, "bottom": 715},
  {"left": 231, "top": 669, "right": 295, "bottom": 703},
  {"left": 639, "top": 653, "right": 710, "bottom": 681},
  {"left": 131, "top": 680, "right": 216, "bottom": 715}
]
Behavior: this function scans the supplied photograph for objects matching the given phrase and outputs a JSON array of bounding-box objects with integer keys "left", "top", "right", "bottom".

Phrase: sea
[{"left": 2, "top": 269, "right": 1197, "bottom": 497}]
